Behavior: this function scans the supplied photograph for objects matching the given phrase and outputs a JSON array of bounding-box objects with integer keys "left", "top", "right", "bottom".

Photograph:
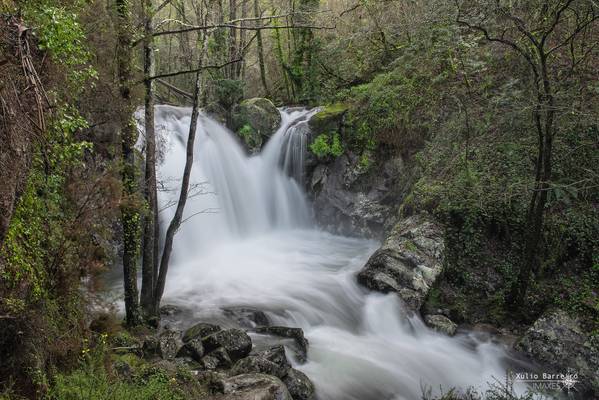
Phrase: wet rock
[
  {"left": 283, "top": 369, "right": 315, "bottom": 400},
  {"left": 142, "top": 330, "right": 182, "bottom": 360},
  {"left": 173, "top": 356, "right": 203, "bottom": 371},
  {"left": 308, "top": 103, "right": 347, "bottom": 135},
  {"left": 205, "top": 102, "right": 228, "bottom": 125},
  {"left": 203, "top": 328, "right": 253, "bottom": 361},
  {"left": 223, "top": 307, "right": 271, "bottom": 328},
  {"left": 219, "top": 373, "right": 292, "bottom": 400},
  {"left": 308, "top": 151, "right": 405, "bottom": 238},
  {"left": 202, "top": 347, "right": 233, "bottom": 370},
  {"left": 197, "top": 370, "right": 229, "bottom": 393},
  {"left": 231, "top": 98, "right": 281, "bottom": 153},
  {"left": 158, "top": 330, "right": 182, "bottom": 360},
  {"left": 160, "top": 304, "right": 183, "bottom": 316},
  {"left": 176, "top": 337, "right": 204, "bottom": 361},
  {"left": 357, "top": 215, "right": 444, "bottom": 310},
  {"left": 516, "top": 309, "right": 599, "bottom": 396},
  {"left": 230, "top": 346, "right": 291, "bottom": 378},
  {"left": 255, "top": 327, "right": 308, "bottom": 361},
  {"left": 424, "top": 314, "right": 457, "bottom": 336},
  {"left": 183, "top": 322, "right": 221, "bottom": 343}
]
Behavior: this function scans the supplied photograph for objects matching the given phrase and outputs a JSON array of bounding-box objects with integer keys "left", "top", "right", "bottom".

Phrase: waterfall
[
  {"left": 154, "top": 105, "right": 313, "bottom": 259},
  {"left": 152, "top": 105, "right": 528, "bottom": 400}
]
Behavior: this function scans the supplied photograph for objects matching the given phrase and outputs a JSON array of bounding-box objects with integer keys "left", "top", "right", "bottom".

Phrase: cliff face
[
  {"left": 0, "top": 18, "right": 47, "bottom": 248},
  {"left": 305, "top": 108, "right": 416, "bottom": 239}
]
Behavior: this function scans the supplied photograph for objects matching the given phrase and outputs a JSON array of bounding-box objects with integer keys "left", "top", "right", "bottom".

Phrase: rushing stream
[{"left": 150, "top": 105, "right": 526, "bottom": 400}]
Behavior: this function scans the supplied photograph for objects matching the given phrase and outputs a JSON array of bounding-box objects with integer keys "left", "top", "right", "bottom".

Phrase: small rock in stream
[
  {"left": 230, "top": 345, "right": 291, "bottom": 378},
  {"left": 424, "top": 314, "right": 457, "bottom": 336},
  {"left": 219, "top": 373, "right": 292, "bottom": 400},
  {"left": 223, "top": 306, "right": 271, "bottom": 328},
  {"left": 254, "top": 326, "right": 308, "bottom": 362},
  {"left": 283, "top": 368, "right": 315, "bottom": 400}
]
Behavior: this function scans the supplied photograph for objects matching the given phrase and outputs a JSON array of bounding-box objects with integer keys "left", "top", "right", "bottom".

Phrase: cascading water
[{"left": 153, "top": 105, "right": 527, "bottom": 400}]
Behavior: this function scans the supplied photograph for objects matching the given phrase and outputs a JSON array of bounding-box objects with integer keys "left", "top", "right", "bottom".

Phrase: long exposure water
[{"left": 150, "top": 105, "right": 525, "bottom": 400}]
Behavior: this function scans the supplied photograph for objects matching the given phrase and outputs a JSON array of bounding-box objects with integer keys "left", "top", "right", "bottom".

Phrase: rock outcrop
[
  {"left": 516, "top": 309, "right": 599, "bottom": 396},
  {"left": 144, "top": 319, "right": 318, "bottom": 399},
  {"left": 357, "top": 215, "right": 444, "bottom": 310},
  {"left": 308, "top": 151, "right": 406, "bottom": 238},
  {"left": 231, "top": 98, "right": 281, "bottom": 153}
]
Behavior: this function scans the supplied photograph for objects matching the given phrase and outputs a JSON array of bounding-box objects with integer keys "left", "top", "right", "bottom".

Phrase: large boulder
[
  {"left": 219, "top": 373, "right": 292, "bottom": 400},
  {"left": 357, "top": 215, "right": 444, "bottom": 310},
  {"left": 231, "top": 98, "right": 281, "bottom": 153},
  {"left": 283, "top": 369, "right": 315, "bottom": 400},
  {"left": 183, "top": 322, "right": 221, "bottom": 343},
  {"left": 516, "top": 309, "right": 599, "bottom": 396},
  {"left": 202, "top": 347, "right": 233, "bottom": 370},
  {"left": 230, "top": 346, "right": 291, "bottom": 378},
  {"left": 203, "top": 328, "right": 253, "bottom": 361},
  {"left": 176, "top": 336, "right": 204, "bottom": 361},
  {"left": 142, "top": 330, "right": 182, "bottom": 360}
]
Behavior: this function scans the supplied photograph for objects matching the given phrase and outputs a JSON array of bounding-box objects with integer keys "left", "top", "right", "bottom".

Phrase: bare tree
[
  {"left": 457, "top": 0, "right": 599, "bottom": 308},
  {"left": 153, "top": 24, "right": 212, "bottom": 313}
]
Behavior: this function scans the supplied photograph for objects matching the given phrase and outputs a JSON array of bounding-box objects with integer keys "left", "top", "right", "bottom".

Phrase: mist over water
[{"left": 153, "top": 105, "right": 524, "bottom": 400}]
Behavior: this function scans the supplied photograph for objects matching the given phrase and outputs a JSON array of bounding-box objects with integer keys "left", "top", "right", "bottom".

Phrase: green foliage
[
  {"left": 337, "top": 23, "right": 458, "bottom": 155},
  {"left": 24, "top": 2, "right": 97, "bottom": 87},
  {"left": 2, "top": 107, "right": 90, "bottom": 302},
  {"left": 48, "top": 335, "right": 187, "bottom": 400},
  {"left": 238, "top": 123, "right": 255, "bottom": 143},
  {"left": 309, "top": 132, "right": 343, "bottom": 158},
  {"left": 210, "top": 79, "right": 244, "bottom": 110}
]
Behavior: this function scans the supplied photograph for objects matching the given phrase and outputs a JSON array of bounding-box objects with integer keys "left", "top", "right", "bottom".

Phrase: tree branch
[{"left": 149, "top": 58, "right": 242, "bottom": 80}]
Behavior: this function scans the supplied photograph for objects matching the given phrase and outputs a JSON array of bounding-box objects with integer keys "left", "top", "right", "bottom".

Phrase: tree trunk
[
  {"left": 227, "top": 0, "right": 237, "bottom": 79},
  {"left": 115, "top": 0, "right": 142, "bottom": 326},
  {"left": 237, "top": 0, "right": 248, "bottom": 79},
  {"left": 141, "top": 0, "right": 160, "bottom": 318},
  {"left": 255, "top": 0, "right": 269, "bottom": 96},
  {"left": 509, "top": 52, "right": 554, "bottom": 309},
  {"left": 153, "top": 33, "right": 210, "bottom": 312}
]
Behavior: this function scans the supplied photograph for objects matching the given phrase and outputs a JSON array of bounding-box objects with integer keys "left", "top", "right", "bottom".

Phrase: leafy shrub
[{"left": 309, "top": 133, "right": 343, "bottom": 158}]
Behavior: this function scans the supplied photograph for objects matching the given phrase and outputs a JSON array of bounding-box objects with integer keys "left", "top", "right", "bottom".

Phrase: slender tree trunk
[
  {"left": 509, "top": 52, "right": 554, "bottom": 309},
  {"left": 115, "top": 0, "right": 142, "bottom": 326},
  {"left": 228, "top": 0, "right": 237, "bottom": 79},
  {"left": 141, "top": 0, "right": 160, "bottom": 318},
  {"left": 153, "top": 33, "right": 210, "bottom": 311},
  {"left": 237, "top": 0, "right": 248, "bottom": 79},
  {"left": 255, "top": 0, "right": 269, "bottom": 96}
]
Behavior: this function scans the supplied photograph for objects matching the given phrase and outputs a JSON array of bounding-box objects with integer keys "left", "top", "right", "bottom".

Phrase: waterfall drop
[{"left": 152, "top": 105, "right": 527, "bottom": 400}]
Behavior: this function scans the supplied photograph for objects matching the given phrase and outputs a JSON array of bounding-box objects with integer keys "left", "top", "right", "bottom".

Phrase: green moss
[{"left": 308, "top": 104, "right": 348, "bottom": 135}]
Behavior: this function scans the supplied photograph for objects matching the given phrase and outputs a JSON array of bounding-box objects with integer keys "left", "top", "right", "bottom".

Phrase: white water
[{"left": 152, "top": 105, "right": 524, "bottom": 400}]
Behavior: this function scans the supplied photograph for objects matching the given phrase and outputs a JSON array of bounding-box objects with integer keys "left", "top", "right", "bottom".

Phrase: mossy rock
[
  {"left": 308, "top": 103, "right": 348, "bottom": 135},
  {"left": 204, "top": 102, "right": 228, "bottom": 125},
  {"left": 231, "top": 97, "right": 281, "bottom": 153}
]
